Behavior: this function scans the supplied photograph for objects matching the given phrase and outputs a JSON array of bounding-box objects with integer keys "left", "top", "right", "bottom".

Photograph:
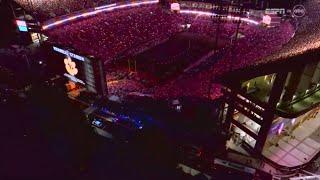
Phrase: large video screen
[
  {"left": 53, "top": 46, "right": 87, "bottom": 85},
  {"left": 52, "top": 45, "right": 107, "bottom": 96}
]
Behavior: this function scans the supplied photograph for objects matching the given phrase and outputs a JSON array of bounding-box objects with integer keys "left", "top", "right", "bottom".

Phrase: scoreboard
[
  {"left": 16, "top": 19, "right": 42, "bottom": 33},
  {"left": 52, "top": 46, "right": 107, "bottom": 96}
]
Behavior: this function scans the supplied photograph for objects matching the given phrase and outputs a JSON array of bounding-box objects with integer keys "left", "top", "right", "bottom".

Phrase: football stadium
[
  {"left": 6, "top": 0, "right": 320, "bottom": 179},
  {"left": 14, "top": 0, "right": 295, "bottom": 100}
]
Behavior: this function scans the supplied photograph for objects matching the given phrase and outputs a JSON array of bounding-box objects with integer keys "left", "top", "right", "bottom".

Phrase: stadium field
[{"left": 130, "top": 32, "right": 228, "bottom": 82}]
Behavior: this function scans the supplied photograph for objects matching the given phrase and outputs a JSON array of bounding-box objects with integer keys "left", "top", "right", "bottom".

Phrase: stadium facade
[{"left": 219, "top": 47, "right": 320, "bottom": 167}]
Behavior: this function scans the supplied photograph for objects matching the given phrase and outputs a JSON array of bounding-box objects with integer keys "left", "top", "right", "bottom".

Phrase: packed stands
[
  {"left": 46, "top": 5, "right": 184, "bottom": 64},
  {"left": 39, "top": 2, "right": 300, "bottom": 100},
  {"left": 14, "top": 0, "right": 111, "bottom": 21},
  {"left": 261, "top": 0, "right": 320, "bottom": 64}
]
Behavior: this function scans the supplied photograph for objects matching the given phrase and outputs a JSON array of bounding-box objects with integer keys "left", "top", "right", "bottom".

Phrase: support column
[
  {"left": 254, "top": 72, "right": 288, "bottom": 153},
  {"left": 311, "top": 61, "right": 320, "bottom": 84},
  {"left": 225, "top": 100, "right": 235, "bottom": 131},
  {"left": 281, "top": 68, "right": 304, "bottom": 104},
  {"left": 296, "top": 62, "right": 317, "bottom": 94}
]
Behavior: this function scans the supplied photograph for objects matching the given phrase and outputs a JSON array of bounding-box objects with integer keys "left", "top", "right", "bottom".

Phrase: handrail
[{"left": 225, "top": 148, "right": 320, "bottom": 177}]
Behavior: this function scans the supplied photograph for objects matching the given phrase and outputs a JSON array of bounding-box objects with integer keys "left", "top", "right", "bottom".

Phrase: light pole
[
  {"left": 230, "top": 0, "right": 244, "bottom": 71},
  {"left": 207, "top": 0, "right": 230, "bottom": 98},
  {"left": 23, "top": 54, "right": 31, "bottom": 70}
]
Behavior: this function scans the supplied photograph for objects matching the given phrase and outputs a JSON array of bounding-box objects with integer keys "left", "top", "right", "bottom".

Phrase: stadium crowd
[
  {"left": 262, "top": 0, "right": 320, "bottom": 63},
  {"left": 150, "top": 17, "right": 295, "bottom": 99},
  {"left": 47, "top": 5, "right": 184, "bottom": 64},
  {"left": 14, "top": 0, "right": 110, "bottom": 21},
  {"left": 43, "top": 2, "right": 300, "bottom": 99},
  {"left": 186, "top": 15, "right": 237, "bottom": 39}
]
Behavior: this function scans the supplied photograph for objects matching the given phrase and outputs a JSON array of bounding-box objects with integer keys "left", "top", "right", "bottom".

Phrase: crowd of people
[
  {"left": 262, "top": 0, "right": 320, "bottom": 64},
  {"left": 14, "top": 0, "right": 112, "bottom": 21},
  {"left": 185, "top": 15, "right": 237, "bottom": 39},
  {"left": 47, "top": 5, "right": 184, "bottom": 65},
  {"left": 150, "top": 15, "right": 295, "bottom": 99},
  {"left": 43, "top": 2, "right": 302, "bottom": 100}
]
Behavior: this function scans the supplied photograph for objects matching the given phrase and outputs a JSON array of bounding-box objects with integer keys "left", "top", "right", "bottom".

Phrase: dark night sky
[{"left": 0, "top": 0, "right": 17, "bottom": 47}]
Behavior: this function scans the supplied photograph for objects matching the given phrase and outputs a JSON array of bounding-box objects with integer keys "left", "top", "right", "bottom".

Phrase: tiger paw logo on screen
[{"left": 64, "top": 56, "right": 78, "bottom": 76}]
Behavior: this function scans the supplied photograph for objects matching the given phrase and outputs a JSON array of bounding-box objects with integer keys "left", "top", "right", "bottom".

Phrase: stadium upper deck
[
  {"left": 259, "top": 0, "right": 320, "bottom": 65},
  {"left": 14, "top": 0, "right": 111, "bottom": 21},
  {"left": 219, "top": 0, "right": 320, "bottom": 81}
]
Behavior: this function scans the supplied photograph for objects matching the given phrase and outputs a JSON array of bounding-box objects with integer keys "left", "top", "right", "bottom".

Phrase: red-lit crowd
[
  {"left": 47, "top": 5, "right": 184, "bottom": 65},
  {"left": 264, "top": 0, "right": 320, "bottom": 62},
  {"left": 148, "top": 14, "right": 294, "bottom": 100},
  {"left": 15, "top": 0, "right": 111, "bottom": 21},
  {"left": 44, "top": 4, "right": 297, "bottom": 100},
  {"left": 151, "top": 19, "right": 295, "bottom": 100}
]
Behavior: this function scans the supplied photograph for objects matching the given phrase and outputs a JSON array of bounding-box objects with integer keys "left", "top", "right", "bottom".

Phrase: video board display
[
  {"left": 16, "top": 20, "right": 28, "bottom": 32},
  {"left": 16, "top": 19, "right": 42, "bottom": 33},
  {"left": 52, "top": 46, "right": 107, "bottom": 96}
]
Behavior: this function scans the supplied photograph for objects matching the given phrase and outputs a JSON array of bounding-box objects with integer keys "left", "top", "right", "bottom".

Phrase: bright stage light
[
  {"left": 262, "top": 15, "right": 271, "bottom": 25},
  {"left": 171, "top": 3, "right": 180, "bottom": 11},
  {"left": 179, "top": 10, "right": 259, "bottom": 25},
  {"left": 180, "top": 10, "right": 215, "bottom": 16},
  {"left": 94, "top": 3, "right": 116, "bottom": 10}
]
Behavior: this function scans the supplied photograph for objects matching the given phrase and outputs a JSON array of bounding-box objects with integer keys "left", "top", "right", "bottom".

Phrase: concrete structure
[{"left": 219, "top": 49, "right": 320, "bottom": 168}]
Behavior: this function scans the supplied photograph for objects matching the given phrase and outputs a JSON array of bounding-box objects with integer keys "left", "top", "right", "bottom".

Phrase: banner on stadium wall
[
  {"left": 179, "top": 1, "right": 214, "bottom": 10},
  {"left": 262, "top": 15, "right": 271, "bottom": 25},
  {"left": 178, "top": 1, "right": 247, "bottom": 14},
  {"left": 265, "top": 8, "right": 285, "bottom": 15}
]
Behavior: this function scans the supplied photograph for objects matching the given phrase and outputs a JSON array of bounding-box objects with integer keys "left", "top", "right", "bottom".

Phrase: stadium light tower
[
  {"left": 207, "top": 0, "right": 247, "bottom": 98},
  {"left": 207, "top": 0, "right": 228, "bottom": 98},
  {"left": 230, "top": 0, "right": 246, "bottom": 68},
  {"left": 26, "top": 0, "right": 38, "bottom": 20},
  {"left": 211, "top": 0, "right": 225, "bottom": 52}
]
